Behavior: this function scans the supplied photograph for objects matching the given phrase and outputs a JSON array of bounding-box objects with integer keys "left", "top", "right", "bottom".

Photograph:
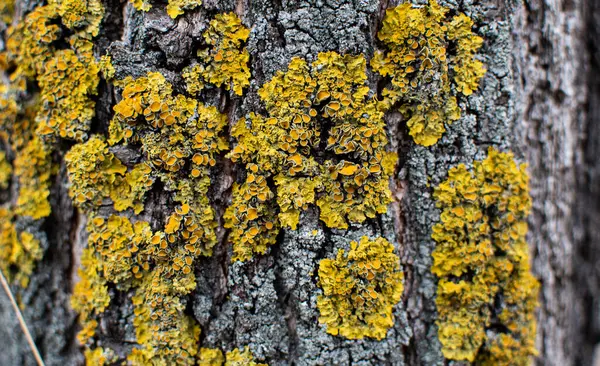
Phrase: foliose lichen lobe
[
  {"left": 432, "top": 147, "right": 539, "bottom": 364},
  {"left": 317, "top": 236, "right": 404, "bottom": 340},
  {"left": 372, "top": 0, "right": 485, "bottom": 146}
]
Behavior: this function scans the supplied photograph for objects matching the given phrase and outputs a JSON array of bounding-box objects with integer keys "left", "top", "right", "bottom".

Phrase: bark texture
[{"left": 0, "top": 0, "right": 596, "bottom": 365}]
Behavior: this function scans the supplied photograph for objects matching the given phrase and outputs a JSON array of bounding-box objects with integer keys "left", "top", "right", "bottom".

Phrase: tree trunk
[{"left": 0, "top": 0, "right": 596, "bottom": 365}]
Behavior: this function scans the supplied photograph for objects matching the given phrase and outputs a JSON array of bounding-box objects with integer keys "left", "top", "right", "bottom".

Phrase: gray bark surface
[{"left": 0, "top": 0, "right": 596, "bottom": 365}]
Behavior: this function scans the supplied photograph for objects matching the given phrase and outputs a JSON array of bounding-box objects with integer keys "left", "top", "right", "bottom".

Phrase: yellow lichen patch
[
  {"left": 226, "top": 52, "right": 398, "bottom": 261},
  {"left": 99, "top": 54, "right": 115, "bottom": 80},
  {"left": 128, "top": 266, "right": 200, "bottom": 365},
  {"left": 224, "top": 171, "right": 279, "bottom": 262},
  {"left": 225, "top": 347, "right": 267, "bottom": 366},
  {"left": 198, "top": 348, "right": 225, "bottom": 365},
  {"left": 84, "top": 347, "right": 117, "bottom": 366},
  {"left": 110, "top": 72, "right": 226, "bottom": 251},
  {"left": 64, "top": 136, "right": 126, "bottom": 208},
  {"left": 4, "top": 0, "right": 103, "bottom": 143},
  {"left": 432, "top": 148, "right": 538, "bottom": 364},
  {"left": 71, "top": 246, "right": 110, "bottom": 344},
  {"left": 65, "top": 136, "right": 153, "bottom": 213},
  {"left": 0, "top": 0, "right": 14, "bottom": 24},
  {"left": 372, "top": 0, "right": 485, "bottom": 146},
  {"left": 49, "top": 0, "right": 104, "bottom": 38},
  {"left": 0, "top": 151, "right": 11, "bottom": 189},
  {"left": 128, "top": 0, "right": 152, "bottom": 12},
  {"left": 87, "top": 215, "right": 153, "bottom": 285},
  {"left": 0, "top": 209, "right": 43, "bottom": 288},
  {"left": 14, "top": 137, "right": 52, "bottom": 219},
  {"left": 316, "top": 236, "right": 404, "bottom": 340},
  {"left": 183, "top": 12, "right": 250, "bottom": 96},
  {"left": 35, "top": 49, "right": 99, "bottom": 141},
  {"left": 105, "top": 71, "right": 228, "bottom": 362},
  {"left": 166, "top": 0, "right": 202, "bottom": 18}
]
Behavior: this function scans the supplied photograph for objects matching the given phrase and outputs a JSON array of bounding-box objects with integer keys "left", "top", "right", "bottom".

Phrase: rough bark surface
[{"left": 0, "top": 0, "right": 596, "bottom": 365}]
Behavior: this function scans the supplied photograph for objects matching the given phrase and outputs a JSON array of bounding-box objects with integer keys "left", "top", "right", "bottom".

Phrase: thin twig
[{"left": 0, "top": 270, "right": 45, "bottom": 366}]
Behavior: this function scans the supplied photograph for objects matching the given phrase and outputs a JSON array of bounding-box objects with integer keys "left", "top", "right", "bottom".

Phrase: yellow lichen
[
  {"left": 5, "top": 0, "right": 103, "bottom": 143},
  {"left": 71, "top": 246, "right": 110, "bottom": 344},
  {"left": 226, "top": 52, "right": 397, "bottom": 261},
  {"left": 0, "top": 0, "right": 14, "bottom": 24},
  {"left": 99, "top": 54, "right": 115, "bottom": 80},
  {"left": 84, "top": 347, "right": 117, "bottom": 366},
  {"left": 198, "top": 348, "right": 225, "bottom": 365},
  {"left": 100, "top": 71, "right": 227, "bottom": 363},
  {"left": 0, "top": 151, "right": 11, "bottom": 189},
  {"left": 432, "top": 147, "right": 538, "bottom": 364},
  {"left": 316, "top": 236, "right": 404, "bottom": 340},
  {"left": 372, "top": 0, "right": 485, "bottom": 146},
  {"left": 0, "top": 209, "right": 43, "bottom": 287},
  {"left": 14, "top": 137, "right": 52, "bottom": 219},
  {"left": 225, "top": 347, "right": 267, "bottom": 366},
  {"left": 129, "top": 0, "right": 152, "bottom": 12},
  {"left": 166, "top": 0, "right": 202, "bottom": 19},
  {"left": 87, "top": 215, "right": 153, "bottom": 285},
  {"left": 128, "top": 0, "right": 202, "bottom": 18},
  {"left": 196, "top": 346, "right": 267, "bottom": 366},
  {"left": 183, "top": 12, "right": 250, "bottom": 96}
]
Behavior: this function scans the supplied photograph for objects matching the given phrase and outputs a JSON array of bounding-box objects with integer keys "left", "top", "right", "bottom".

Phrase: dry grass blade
[{"left": 0, "top": 269, "right": 45, "bottom": 366}]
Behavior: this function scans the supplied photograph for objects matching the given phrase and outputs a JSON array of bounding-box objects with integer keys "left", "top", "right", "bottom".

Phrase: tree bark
[{"left": 0, "top": 0, "right": 596, "bottom": 365}]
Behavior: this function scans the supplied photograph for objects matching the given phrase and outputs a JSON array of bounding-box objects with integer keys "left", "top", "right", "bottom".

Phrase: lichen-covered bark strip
[{"left": 0, "top": 0, "right": 593, "bottom": 365}]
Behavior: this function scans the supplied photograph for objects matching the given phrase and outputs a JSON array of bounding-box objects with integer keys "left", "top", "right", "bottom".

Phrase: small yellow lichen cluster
[
  {"left": 432, "top": 148, "right": 538, "bottom": 364},
  {"left": 198, "top": 347, "right": 267, "bottom": 366},
  {"left": 0, "top": 93, "right": 53, "bottom": 220},
  {"left": 128, "top": 266, "right": 201, "bottom": 365},
  {"left": 0, "top": 0, "right": 14, "bottom": 24},
  {"left": 65, "top": 136, "right": 153, "bottom": 214},
  {"left": 226, "top": 52, "right": 397, "bottom": 261},
  {"left": 316, "top": 236, "right": 403, "bottom": 340},
  {"left": 70, "top": 245, "right": 111, "bottom": 344},
  {"left": 5, "top": 0, "right": 103, "bottom": 142},
  {"left": 0, "top": 209, "right": 43, "bottom": 288},
  {"left": 129, "top": 0, "right": 202, "bottom": 19},
  {"left": 0, "top": 152, "right": 11, "bottom": 189},
  {"left": 183, "top": 12, "right": 250, "bottom": 96},
  {"left": 14, "top": 137, "right": 52, "bottom": 219},
  {"left": 372, "top": 0, "right": 485, "bottom": 146},
  {"left": 167, "top": 0, "right": 202, "bottom": 19},
  {"left": 84, "top": 347, "right": 117, "bottom": 366}
]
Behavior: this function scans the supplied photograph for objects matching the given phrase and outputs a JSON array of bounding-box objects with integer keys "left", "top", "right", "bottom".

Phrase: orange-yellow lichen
[
  {"left": 183, "top": 12, "right": 250, "bottom": 96},
  {"left": 101, "top": 71, "right": 228, "bottom": 363},
  {"left": 432, "top": 148, "right": 538, "bottom": 364},
  {"left": 128, "top": 0, "right": 202, "bottom": 18},
  {"left": 65, "top": 136, "right": 153, "bottom": 214},
  {"left": 226, "top": 52, "right": 397, "bottom": 261},
  {"left": 197, "top": 346, "right": 268, "bottom": 365},
  {"left": 0, "top": 151, "right": 11, "bottom": 189},
  {"left": 166, "top": 0, "right": 202, "bottom": 19},
  {"left": 0, "top": 209, "right": 43, "bottom": 287},
  {"left": 224, "top": 347, "right": 268, "bottom": 366},
  {"left": 87, "top": 215, "right": 153, "bottom": 285},
  {"left": 71, "top": 245, "right": 110, "bottom": 344},
  {"left": 14, "top": 137, "right": 52, "bottom": 219},
  {"left": 84, "top": 347, "right": 117, "bottom": 366},
  {"left": 5, "top": 0, "right": 103, "bottom": 143},
  {"left": 198, "top": 348, "right": 226, "bottom": 365},
  {"left": 316, "top": 236, "right": 404, "bottom": 340},
  {"left": 0, "top": 0, "right": 14, "bottom": 24},
  {"left": 372, "top": 0, "right": 485, "bottom": 146},
  {"left": 99, "top": 54, "right": 115, "bottom": 80}
]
